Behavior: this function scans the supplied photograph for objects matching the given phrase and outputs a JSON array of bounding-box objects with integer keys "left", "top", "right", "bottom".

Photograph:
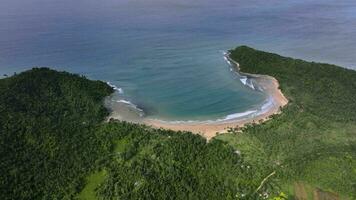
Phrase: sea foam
[
  {"left": 222, "top": 110, "right": 257, "bottom": 120},
  {"left": 223, "top": 53, "right": 256, "bottom": 90},
  {"left": 238, "top": 76, "right": 255, "bottom": 90},
  {"left": 116, "top": 99, "right": 144, "bottom": 117},
  {"left": 259, "top": 96, "right": 275, "bottom": 113},
  {"left": 147, "top": 91, "right": 276, "bottom": 124},
  {"left": 107, "top": 82, "right": 124, "bottom": 94},
  {"left": 240, "top": 77, "right": 248, "bottom": 85}
]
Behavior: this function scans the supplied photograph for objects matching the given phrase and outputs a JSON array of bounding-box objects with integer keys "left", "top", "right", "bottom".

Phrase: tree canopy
[{"left": 1, "top": 44, "right": 355, "bottom": 199}]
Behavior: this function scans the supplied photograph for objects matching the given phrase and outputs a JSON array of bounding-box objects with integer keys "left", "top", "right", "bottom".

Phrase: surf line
[{"left": 223, "top": 52, "right": 260, "bottom": 91}]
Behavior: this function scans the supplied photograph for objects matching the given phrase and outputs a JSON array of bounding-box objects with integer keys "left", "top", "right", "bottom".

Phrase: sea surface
[{"left": 1, "top": 0, "right": 356, "bottom": 121}]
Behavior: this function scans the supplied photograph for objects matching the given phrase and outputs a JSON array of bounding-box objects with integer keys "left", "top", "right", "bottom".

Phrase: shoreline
[
  {"left": 107, "top": 53, "right": 288, "bottom": 140},
  {"left": 142, "top": 53, "right": 288, "bottom": 140}
]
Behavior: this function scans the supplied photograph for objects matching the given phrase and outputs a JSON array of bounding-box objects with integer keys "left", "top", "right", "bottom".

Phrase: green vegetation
[
  {"left": 78, "top": 170, "right": 107, "bottom": 200},
  {"left": 219, "top": 46, "right": 356, "bottom": 198},
  {"left": 1, "top": 45, "right": 355, "bottom": 199},
  {"left": 0, "top": 68, "right": 114, "bottom": 199},
  {"left": 0, "top": 67, "right": 276, "bottom": 199},
  {"left": 93, "top": 122, "right": 279, "bottom": 199}
]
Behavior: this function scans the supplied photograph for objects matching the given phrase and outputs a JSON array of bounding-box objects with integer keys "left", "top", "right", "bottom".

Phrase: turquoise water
[{"left": 1, "top": 0, "right": 356, "bottom": 121}]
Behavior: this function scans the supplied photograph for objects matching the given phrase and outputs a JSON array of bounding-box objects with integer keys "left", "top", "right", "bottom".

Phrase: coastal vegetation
[
  {"left": 221, "top": 46, "right": 356, "bottom": 198},
  {"left": 0, "top": 68, "right": 275, "bottom": 199},
  {"left": 1, "top": 46, "right": 355, "bottom": 199},
  {"left": 0, "top": 68, "right": 114, "bottom": 199}
]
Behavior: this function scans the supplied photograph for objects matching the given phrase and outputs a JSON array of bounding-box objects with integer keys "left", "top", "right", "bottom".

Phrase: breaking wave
[
  {"left": 239, "top": 76, "right": 255, "bottom": 90},
  {"left": 116, "top": 99, "right": 144, "bottom": 117},
  {"left": 223, "top": 52, "right": 256, "bottom": 90},
  {"left": 147, "top": 96, "right": 275, "bottom": 124},
  {"left": 107, "top": 82, "right": 124, "bottom": 94},
  {"left": 108, "top": 52, "right": 274, "bottom": 125}
]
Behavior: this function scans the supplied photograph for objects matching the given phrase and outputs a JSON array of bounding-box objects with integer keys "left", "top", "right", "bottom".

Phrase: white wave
[
  {"left": 148, "top": 95, "right": 277, "bottom": 124},
  {"left": 259, "top": 96, "right": 275, "bottom": 112},
  {"left": 222, "top": 110, "right": 258, "bottom": 120},
  {"left": 149, "top": 109, "right": 261, "bottom": 124},
  {"left": 116, "top": 99, "right": 132, "bottom": 104},
  {"left": 239, "top": 76, "right": 255, "bottom": 90},
  {"left": 223, "top": 54, "right": 255, "bottom": 90},
  {"left": 256, "top": 86, "right": 264, "bottom": 92},
  {"left": 223, "top": 55, "right": 232, "bottom": 66},
  {"left": 107, "top": 82, "right": 124, "bottom": 94},
  {"left": 240, "top": 77, "right": 248, "bottom": 85},
  {"left": 246, "top": 81, "right": 255, "bottom": 90},
  {"left": 116, "top": 99, "right": 144, "bottom": 116}
]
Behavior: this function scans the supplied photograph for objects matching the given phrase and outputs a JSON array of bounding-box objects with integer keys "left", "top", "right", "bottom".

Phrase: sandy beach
[
  {"left": 143, "top": 74, "right": 288, "bottom": 140},
  {"left": 107, "top": 55, "right": 288, "bottom": 140}
]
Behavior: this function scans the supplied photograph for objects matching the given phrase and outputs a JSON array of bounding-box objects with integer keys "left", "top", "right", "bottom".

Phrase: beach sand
[
  {"left": 107, "top": 56, "right": 288, "bottom": 140},
  {"left": 143, "top": 73, "right": 288, "bottom": 140}
]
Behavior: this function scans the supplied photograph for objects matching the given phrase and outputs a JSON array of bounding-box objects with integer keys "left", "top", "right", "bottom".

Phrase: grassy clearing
[
  {"left": 115, "top": 137, "right": 129, "bottom": 153},
  {"left": 78, "top": 170, "right": 107, "bottom": 200}
]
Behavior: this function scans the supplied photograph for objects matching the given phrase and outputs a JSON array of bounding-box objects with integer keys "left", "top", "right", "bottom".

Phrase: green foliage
[
  {"left": 2, "top": 45, "right": 356, "bottom": 199},
  {"left": 224, "top": 46, "right": 356, "bottom": 198},
  {"left": 94, "top": 122, "right": 278, "bottom": 199},
  {"left": 269, "top": 192, "right": 288, "bottom": 200},
  {"left": 0, "top": 68, "right": 113, "bottom": 199},
  {"left": 0, "top": 68, "right": 277, "bottom": 199},
  {"left": 230, "top": 46, "right": 356, "bottom": 122},
  {"left": 78, "top": 170, "right": 107, "bottom": 200}
]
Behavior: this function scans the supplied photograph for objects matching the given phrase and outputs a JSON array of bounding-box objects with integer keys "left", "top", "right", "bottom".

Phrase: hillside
[
  {"left": 219, "top": 46, "right": 356, "bottom": 198},
  {"left": 0, "top": 68, "right": 114, "bottom": 199},
  {"left": 0, "top": 68, "right": 274, "bottom": 199},
  {"left": 1, "top": 44, "right": 355, "bottom": 199}
]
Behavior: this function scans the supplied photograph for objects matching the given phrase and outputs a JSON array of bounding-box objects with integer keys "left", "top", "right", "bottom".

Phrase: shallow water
[{"left": 1, "top": 0, "right": 355, "bottom": 121}]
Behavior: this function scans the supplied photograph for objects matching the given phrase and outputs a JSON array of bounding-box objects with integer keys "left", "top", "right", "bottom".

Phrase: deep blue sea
[{"left": 1, "top": 0, "right": 355, "bottom": 121}]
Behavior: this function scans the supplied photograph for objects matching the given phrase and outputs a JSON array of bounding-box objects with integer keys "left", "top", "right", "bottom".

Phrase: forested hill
[
  {"left": 0, "top": 68, "right": 113, "bottom": 199},
  {"left": 0, "top": 68, "right": 278, "bottom": 199},
  {"left": 1, "top": 45, "right": 355, "bottom": 199},
  {"left": 230, "top": 46, "right": 356, "bottom": 122},
  {"left": 222, "top": 46, "right": 356, "bottom": 198}
]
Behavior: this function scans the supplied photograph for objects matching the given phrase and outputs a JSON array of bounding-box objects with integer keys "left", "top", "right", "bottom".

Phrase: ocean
[{"left": 1, "top": 0, "right": 355, "bottom": 121}]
